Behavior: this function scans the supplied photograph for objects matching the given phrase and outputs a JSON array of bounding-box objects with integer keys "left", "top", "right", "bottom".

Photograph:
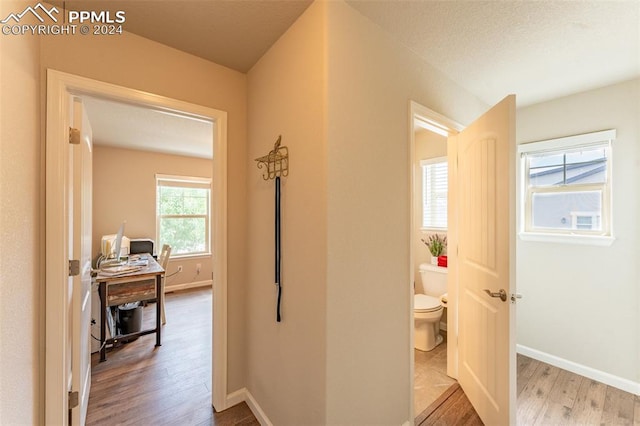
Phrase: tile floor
[{"left": 414, "top": 333, "right": 456, "bottom": 417}]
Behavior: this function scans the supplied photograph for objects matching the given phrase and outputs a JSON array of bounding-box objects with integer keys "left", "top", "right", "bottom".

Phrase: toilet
[{"left": 414, "top": 263, "right": 447, "bottom": 351}]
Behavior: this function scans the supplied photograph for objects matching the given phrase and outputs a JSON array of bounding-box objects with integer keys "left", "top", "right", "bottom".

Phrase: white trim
[
  {"left": 409, "top": 100, "right": 463, "bottom": 423},
  {"left": 45, "top": 70, "right": 229, "bottom": 421},
  {"left": 226, "top": 388, "right": 274, "bottom": 426},
  {"left": 517, "top": 344, "right": 640, "bottom": 396},
  {"left": 165, "top": 279, "right": 212, "bottom": 293},
  {"left": 518, "top": 130, "right": 614, "bottom": 242},
  {"left": 519, "top": 232, "right": 615, "bottom": 246},
  {"left": 518, "top": 129, "right": 616, "bottom": 154},
  {"left": 419, "top": 156, "right": 447, "bottom": 167},
  {"left": 155, "top": 173, "right": 212, "bottom": 185}
]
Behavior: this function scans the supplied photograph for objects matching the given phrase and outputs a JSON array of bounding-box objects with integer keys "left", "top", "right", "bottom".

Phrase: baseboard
[
  {"left": 226, "top": 388, "right": 273, "bottom": 426},
  {"left": 517, "top": 344, "right": 640, "bottom": 396},
  {"left": 165, "top": 279, "right": 212, "bottom": 293}
]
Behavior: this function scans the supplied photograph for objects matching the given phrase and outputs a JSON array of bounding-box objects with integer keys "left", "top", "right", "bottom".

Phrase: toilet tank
[{"left": 418, "top": 263, "right": 448, "bottom": 297}]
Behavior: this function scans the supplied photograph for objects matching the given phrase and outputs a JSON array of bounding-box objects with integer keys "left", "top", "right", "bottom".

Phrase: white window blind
[{"left": 421, "top": 157, "right": 448, "bottom": 229}]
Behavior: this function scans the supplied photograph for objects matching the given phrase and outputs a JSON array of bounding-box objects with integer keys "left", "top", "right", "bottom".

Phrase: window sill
[
  {"left": 169, "top": 252, "right": 212, "bottom": 260},
  {"left": 519, "top": 232, "right": 615, "bottom": 246},
  {"left": 420, "top": 228, "right": 448, "bottom": 233}
]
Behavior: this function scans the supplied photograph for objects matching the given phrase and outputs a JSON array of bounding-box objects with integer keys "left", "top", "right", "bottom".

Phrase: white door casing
[
  {"left": 45, "top": 70, "right": 229, "bottom": 424},
  {"left": 450, "top": 95, "right": 516, "bottom": 425},
  {"left": 70, "top": 98, "right": 93, "bottom": 425}
]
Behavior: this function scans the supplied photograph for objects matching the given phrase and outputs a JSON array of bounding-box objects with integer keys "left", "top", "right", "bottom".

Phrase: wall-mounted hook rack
[
  {"left": 255, "top": 135, "right": 289, "bottom": 322},
  {"left": 255, "top": 135, "right": 289, "bottom": 180}
]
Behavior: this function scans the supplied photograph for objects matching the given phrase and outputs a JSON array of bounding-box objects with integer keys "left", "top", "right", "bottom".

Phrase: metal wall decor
[
  {"left": 255, "top": 135, "right": 289, "bottom": 322},
  {"left": 255, "top": 135, "right": 289, "bottom": 180}
]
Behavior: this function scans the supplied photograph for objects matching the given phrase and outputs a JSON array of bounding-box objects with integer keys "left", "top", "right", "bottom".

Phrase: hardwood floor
[
  {"left": 88, "top": 290, "right": 639, "bottom": 425},
  {"left": 416, "top": 352, "right": 640, "bottom": 425},
  {"left": 517, "top": 353, "right": 640, "bottom": 425},
  {"left": 416, "top": 383, "right": 483, "bottom": 426},
  {"left": 86, "top": 288, "right": 258, "bottom": 426}
]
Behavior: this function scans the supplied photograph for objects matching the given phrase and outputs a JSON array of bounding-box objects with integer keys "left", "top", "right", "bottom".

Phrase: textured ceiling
[
  {"left": 82, "top": 97, "right": 214, "bottom": 159},
  {"left": 54, "top": 1, "right": 639, "bottom": 155},
  {"left": 347, "top": 0, "right": 640, "bottom": 106}
]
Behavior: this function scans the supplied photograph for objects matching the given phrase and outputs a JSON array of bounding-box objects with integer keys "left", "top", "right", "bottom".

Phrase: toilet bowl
[
  {"left": 414, "top": 263, "right": 447, "bottom": 351},
  {"left": 414, "top": 294, "right": 444, "bottom": 351}
]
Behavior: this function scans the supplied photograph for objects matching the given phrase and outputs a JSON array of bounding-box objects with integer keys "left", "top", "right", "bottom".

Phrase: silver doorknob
[{"left": 483, "top": 288, "right": 507, "bottom": 302}]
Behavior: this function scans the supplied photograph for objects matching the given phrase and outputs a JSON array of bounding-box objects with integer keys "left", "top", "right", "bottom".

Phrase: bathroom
[{"left": 412, "top": 122, "right": 455, "bottom": 416}]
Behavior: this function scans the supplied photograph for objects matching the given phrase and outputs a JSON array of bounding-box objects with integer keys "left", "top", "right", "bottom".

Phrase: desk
[{"left": 96, "top": 255, "right": 164, "bottom": 362}]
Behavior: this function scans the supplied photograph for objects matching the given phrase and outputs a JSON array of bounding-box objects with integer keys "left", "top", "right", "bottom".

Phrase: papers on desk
[
  {"left": 128, "top": 255, "right": 149, "bottom": 267},
  {"left": 99, "top": 264, "right": 144, "bottom": 277}
]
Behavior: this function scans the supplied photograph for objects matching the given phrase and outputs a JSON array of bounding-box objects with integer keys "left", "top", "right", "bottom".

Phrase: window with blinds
[
  {"left": 156, "top": 174, "right": 211, "bottom": 257},
  {"left": 421, "top": 157, "right": 448, "bottom": 230}
]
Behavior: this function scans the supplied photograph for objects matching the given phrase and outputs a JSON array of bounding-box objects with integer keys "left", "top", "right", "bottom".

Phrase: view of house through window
[
  {"left": 519, "top": 129, "right": 614, "bottom": 237},
  {"left": 156, "top": 174, "right": 211, "bottom": 256}
]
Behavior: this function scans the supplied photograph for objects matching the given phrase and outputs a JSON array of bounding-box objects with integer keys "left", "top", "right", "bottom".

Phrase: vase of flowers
[{"left": 422, "top": 234, "right": 447, "bottom": 265}]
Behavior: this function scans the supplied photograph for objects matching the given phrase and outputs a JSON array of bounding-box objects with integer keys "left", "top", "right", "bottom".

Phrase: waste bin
[{"left": 117, "top": 302, "right": 142, "bottom": 340}]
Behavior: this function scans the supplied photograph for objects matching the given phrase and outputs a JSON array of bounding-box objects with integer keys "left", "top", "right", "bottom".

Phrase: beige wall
[
  {"left": 0, "top": 1, "right": 42, "bottom": 423},
  {"left": 325, "top": 2, "right": 486, "bottom": 423},
  {"left": 517, "top": 78, "right": 640, "bottom": 385},
  {"left": 246, "top": 2, "right": 327, "bottom": 424},
  {"left": 93, "top": 146, "right": 214, "bottom": 288}
]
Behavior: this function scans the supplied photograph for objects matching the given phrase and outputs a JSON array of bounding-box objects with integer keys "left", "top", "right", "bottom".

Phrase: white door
[
  {"left": 69, "top": 97, "right": 93, "bottom": 425},
  {"left": 450, "top": 95, "right": 516, "bottom": 425}
]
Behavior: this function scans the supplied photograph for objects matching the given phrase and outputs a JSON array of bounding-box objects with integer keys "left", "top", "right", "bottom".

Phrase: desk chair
[{"left": 158, "top": 244, "right": 172, "bottom": 325}]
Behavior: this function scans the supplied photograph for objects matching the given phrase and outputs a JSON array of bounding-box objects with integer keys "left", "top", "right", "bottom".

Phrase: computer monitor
[
  {"left": 101, "top": 221, "right": 127, "bottom": 266},
  {"left": 113, "top": 221, "right": 126, "bottom": 262}
]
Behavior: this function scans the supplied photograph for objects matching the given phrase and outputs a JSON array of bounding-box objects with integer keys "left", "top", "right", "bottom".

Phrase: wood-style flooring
[
  {"left": 517, "top": 353, "right": 640, "bottom": 425},
  {"left": 86, "top": 287, "right": 258, "bottom": 426},
  {"left": 416, "top": 383, "right": 483, "bottom": 426},
  {"left": 88, "top": 289, "right": 639, "bottom": 425},
  {"left": 416, "top": 352, "right": 640, "bottom": 425}
]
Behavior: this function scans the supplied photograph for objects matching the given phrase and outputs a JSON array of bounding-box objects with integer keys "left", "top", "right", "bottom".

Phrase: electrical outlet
[
  {"left": 177, "top": 265, "right": 183, "bottom": 273},
  {"left": 196, "top": 263, "right": 201, "bottom": 274}
]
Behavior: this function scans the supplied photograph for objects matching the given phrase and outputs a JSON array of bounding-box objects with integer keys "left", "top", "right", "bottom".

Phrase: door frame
[
  {"left": 45, "top": 69, "right": 229, "bottom": 424},
  {"left": 408, "top": 100, "right": 463, "bottom": 418}
]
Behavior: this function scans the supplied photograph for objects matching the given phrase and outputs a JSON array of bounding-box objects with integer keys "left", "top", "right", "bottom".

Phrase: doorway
[
  {"left": 44, "top": 70, "right": 229, "bottom": 424},
  {"left": 409, "top": 101, "right": 463, "bottom": 417}
]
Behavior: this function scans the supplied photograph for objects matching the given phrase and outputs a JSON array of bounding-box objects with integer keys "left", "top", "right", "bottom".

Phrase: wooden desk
[{"left": 96, "top": 255, "right": 164, "bottom": 362}]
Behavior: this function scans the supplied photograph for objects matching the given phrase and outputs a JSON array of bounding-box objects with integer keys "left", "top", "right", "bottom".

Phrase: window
[
  {"left": 156, "top": 174, "right": 211, "bottom": 257},
  {"left": 518, "top": 129, "right": 614, "bottom": 242},
  {"left": 421, "top": 157, "right": 447, "bottom": 230}
]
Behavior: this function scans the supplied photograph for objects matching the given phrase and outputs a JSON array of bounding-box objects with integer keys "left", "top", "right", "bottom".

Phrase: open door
[
  {"left": 449, "top": 95, "right": 516, "bottom": 425},
  {"left": 69, "top": 98, "right": 93, "bottom": 425}
]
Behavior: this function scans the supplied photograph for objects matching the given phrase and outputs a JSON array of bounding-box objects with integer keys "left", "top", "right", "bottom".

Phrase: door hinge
[
  {"left": 68, "top": 390, "right": 79, "bottom": 409},
  {"left": 69, "top": 259, "right": 80, "bottom": 277},
  {"left": 69, "top": 127, "right": 80, "bottom": 145}
]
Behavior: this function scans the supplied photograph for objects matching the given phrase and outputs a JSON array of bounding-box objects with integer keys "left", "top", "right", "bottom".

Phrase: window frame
[
  {"left": 420, "top": 156, "right": 448, "bottom": 231},
  {"left": 156, "top": 174, "right": 212, "bottom": 258},
  {"left": 518, "top": 129, "right": 615, "bottom": 246}
]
